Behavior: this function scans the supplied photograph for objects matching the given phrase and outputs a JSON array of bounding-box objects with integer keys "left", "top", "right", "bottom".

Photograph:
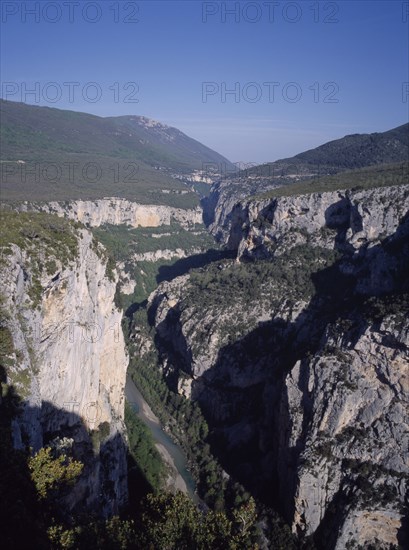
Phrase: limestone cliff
[
  {"left": 17, "top": 198, "right": 203, "bottom": 228},
  {"left": 0, "top": 214, "right": 128, "bottom": 516},
  {"left": 235, "top": 185, "right": 409, "bottom": 262},
  {"left": 147, "top": 184, "right": 409, "bottom": 549},
  {"left": 131, "top": 247, "right": 202, "bottom": 262}
]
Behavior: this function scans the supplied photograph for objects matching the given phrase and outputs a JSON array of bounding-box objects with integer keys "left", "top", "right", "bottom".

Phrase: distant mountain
[
  {"left": 282, "top": 122, "right": 409, "bottom": 170},
  {"left": 0, "top": 100, "right": 233, "bottom": 207},
  {"left": 207, "top": 123, "right": 409, "bottom": 202},
  {"left": 204, "top": 123, "right": 409, "bottom": 228}
]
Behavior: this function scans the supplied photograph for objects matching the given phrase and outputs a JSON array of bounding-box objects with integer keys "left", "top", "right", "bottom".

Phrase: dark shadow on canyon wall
[
  {"left": 156, "top": 248, "right": 236, "bottom": 285},
  {"left": 151, "top": 208, "right": 409, "bottom": 549},
  {"left": 125, "top": 248, "right": 235, "bottom": 320},
  {"left": 0, "top": 367, "right": 129, "bottom": 549}
]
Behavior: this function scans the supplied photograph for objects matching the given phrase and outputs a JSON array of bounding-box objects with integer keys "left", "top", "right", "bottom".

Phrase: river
[{"left": 125, "top": 375, "right": 199, "bottom": 503}]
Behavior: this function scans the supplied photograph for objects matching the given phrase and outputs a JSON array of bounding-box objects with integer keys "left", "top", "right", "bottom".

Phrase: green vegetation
[
  {"left": 291, "top": 123, "right": 409, "bottom": 168},
  {"left": 93, "top": 222, "right": 220, "bottom": 306},
  {"left": 2, "top": 160, "right": 199, "bottom": 208},
  {"left": 105, "top": 255, "right": 117, "bottom": 282},
  {"left": 0, "top": 325, "right": 14, "bottom": 366},
  {"left": 3, "top": 116, "right": 407, "bottom": 547},
  {"left": 93, "top": 222, "right": 214, "bottom": 259},
  {"left": 0, "top": 380, "right": 48, "bottom": 548},
  {"left": 186, "top": 244, "right": 339, "bottom": 310},
  {"left": 255, "top": 162, "right": 408, "bottom": 200},
  {"left": 0, "top": 210, "right": 79, "bottom": 263},
  {"left": 127, "top": 347, "right": 230, "bottom": 509},
  {"left": 1, "top": 100, "right": 232, "bottom": 173},
  {"left": 47, "top": 517, "right": 137, "bottom": 550},
  {"left": 211, "top": 123, "right": 408, "bottom": 205},
  {"left": 128, "top": 309, "right": 261, "bottom": 510},
  {"left": 362, "top": 293, "right": 409, "bottom": 325},
  {"left": 138, "top": 491, "right": 259, "bottom": 550},
  {"left": 0, "top": 211, "right": 80, "bottom": 306},
  {"left": 90, "top": 421, "right": 112, "bottom": 453},
  {"left": 342, "top": 459, "right": 409, "bottom": 510},
  {"left": 6, "top": 366, "right": 32, "bottom": 399},
  {"left": 247, "top": 123, "right": 409, "bottom": 181},
  {"left": 1, "top": 99, "right": 233, "bottom": 207},
  {"left": 127, "top": 258, "right": 174, "bottom": 304},
  {"left": 28, "top": 446, "right": 83, "bottom": 500},
  {"left": 125, "top": 402, "right": 164, "bottom": 492},
  {"left": 46, "top": 492, "right": 260, "bottom": 550},
  {"left": 0, "top": 373, "right": 262, "bottom": 549}
]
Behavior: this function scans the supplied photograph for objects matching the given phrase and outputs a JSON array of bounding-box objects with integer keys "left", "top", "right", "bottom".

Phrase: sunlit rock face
[
  {"left": 1, "top": 227, "right": 129, "bottom": 517},
  {"left": 148, "top": 184, "right": 409, "bottom": 549},
  {"left": 18, "top": 198, "right": 203, "bottom": 228}
]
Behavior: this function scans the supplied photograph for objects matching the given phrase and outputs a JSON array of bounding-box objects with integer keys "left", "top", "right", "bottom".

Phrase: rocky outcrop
[
  {"left": 203, "top": 178, "right": 254, "bottom": 243},
  {"left": 235, "top": 185, "right": 409, "bottom": 260},
  {"left": 18, "top": 198, "right": 203, "bottom": 229},
  {"left": 280, "top": 314, "right": 408, "bottom": 546},
  {"left": 204, "top": 125, "right": 409, "bottom": 241},
  {"left": 147, "top": 184, "right": 409, "bottom": 549},
  {"left": 0, "top": 223, "right": 128, "bottom": 517},
  {"left": 117, "top": 261, "right": 137, "bottom": 295},
  {"left": 131, "top": 247, "right": 202, "bottom": 263},
  {"left": 208, "top": 184, "right": 409, "bottom": 254}
]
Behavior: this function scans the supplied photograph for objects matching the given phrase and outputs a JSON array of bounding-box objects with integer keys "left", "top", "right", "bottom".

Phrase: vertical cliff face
[
  {"left": 17, "top": 198, "right": 203, "bottom": 228},
  {"left": 147, "top": 184, "right": 409, "bottom": 549},
  {"left": 279, "top": 313, "right": 409, "bottom": 548},
  {"left": 235, "top": 185, "right": 409, "bottom": 260},
  {"left": 0, "top": 215, "right": 128, "bottom": 516},
  {"left": 203, "top": 179, "right": 251, "bottom": 245}
]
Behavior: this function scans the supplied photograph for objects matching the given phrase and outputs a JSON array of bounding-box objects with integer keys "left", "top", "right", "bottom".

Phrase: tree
[
  {"left": 231, "top": 497, "right": 259, "bottom": 549},
  {"left": 47, "top": 516, "right": 138, "bottom": 550},
  {"left": 140, "top": 491, "right": 200, "bottom": 549},
  {"left": 28, "top": 446, "right": 83, "bottom": 500},
  {"left": 202, "top": 510, "right": 233, "bottom": 550},
  {"left": 139, "top": 491, "right": 260, "bottom": 550}
]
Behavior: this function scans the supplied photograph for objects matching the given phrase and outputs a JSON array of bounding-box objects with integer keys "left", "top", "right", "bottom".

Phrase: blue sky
[{"left": 1, "top": 0, "right": 408, "bottom": 163}]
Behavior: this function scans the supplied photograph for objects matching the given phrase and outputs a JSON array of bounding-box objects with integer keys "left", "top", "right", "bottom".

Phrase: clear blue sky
[{"left": 1, "top": 0, "right": 408, "bottom": 163}]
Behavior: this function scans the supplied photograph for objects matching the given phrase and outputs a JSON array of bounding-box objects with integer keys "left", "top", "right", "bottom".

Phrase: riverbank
[
  {"left": 155, "top": 443, "right": 189, "bottom": 494},
  {"left": 125, "top": 375, "right": 198, "bottom": 502}
]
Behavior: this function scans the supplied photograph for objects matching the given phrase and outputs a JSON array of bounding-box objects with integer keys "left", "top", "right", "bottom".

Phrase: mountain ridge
[
  {"left": 279, "top": 122, "right": 409, "bottom": 169},
  {"left": 0, "top": 99, "right": 233, "bottom": 206},
  {"left": 203, "top": 122, "right": 409, "bottom": 239}
]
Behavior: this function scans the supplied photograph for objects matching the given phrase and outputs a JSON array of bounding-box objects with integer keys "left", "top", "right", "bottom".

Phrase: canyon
[
  {"left": 147, "top": 184, "right": 409, "bottom": 548},
  {"left": 2, "top": 180, "right": 408, "bottom": 548},
  {"left": 1, "top": 110, "right": 408, "bottom": 548}
]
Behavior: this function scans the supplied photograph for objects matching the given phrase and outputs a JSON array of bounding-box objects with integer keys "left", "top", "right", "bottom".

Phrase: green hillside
[
  {"left": 259, "top": 122, "right": 409, "bottom": 176},
  {"left": 255, "top": 161, "right": 409, "bottom": 200},
  {"left": 208, "top": 123, "right": 409, "bottom": 205},
  {"left": 0, "top": 100, "right": 233, "bottom": 207},
  {"left": 290, "top": 123, "right": 409, "bottom": 169}
]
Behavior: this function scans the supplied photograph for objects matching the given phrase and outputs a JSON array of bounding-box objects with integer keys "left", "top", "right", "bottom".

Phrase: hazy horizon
[{"left": 1, "top": 0, "right": 408, "bottom": 163}]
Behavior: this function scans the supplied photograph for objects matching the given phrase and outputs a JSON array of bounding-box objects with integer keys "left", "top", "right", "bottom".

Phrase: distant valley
[{"left": 0, "top": 99, "right": 234, "bottom": 206}]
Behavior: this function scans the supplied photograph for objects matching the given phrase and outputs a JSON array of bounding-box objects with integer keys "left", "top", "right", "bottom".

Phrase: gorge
[{"left": 1, "top": 102, "right": 408, "bottom": 549}]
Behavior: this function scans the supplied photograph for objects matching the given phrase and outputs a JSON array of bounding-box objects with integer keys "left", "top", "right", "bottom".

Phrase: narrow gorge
[
  {"left": 145, "top": 183, "right": 409, "bottom": 549},
  {"left": 1, "top": 106, "right": 408, "bottom": 549},
  {"left": 2, "top": 180, "right": 408, "bottom": 549}
]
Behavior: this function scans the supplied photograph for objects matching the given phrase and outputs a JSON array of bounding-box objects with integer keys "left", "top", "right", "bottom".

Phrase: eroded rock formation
[
  {"left": 147, "top": 184, "right": 409, "bottom": 549},
  {"left": 17, "top": 198, "right": 202, "bottom": 228},
  {"left": 1, "top": 225, "right": 128, "bottom": 516}
]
